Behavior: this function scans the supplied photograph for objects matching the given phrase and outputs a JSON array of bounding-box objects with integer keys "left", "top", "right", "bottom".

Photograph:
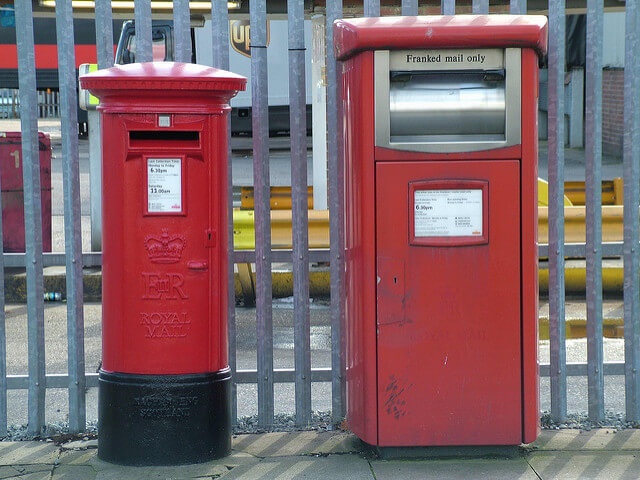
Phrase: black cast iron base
[{"left": 98, "top": 368, "right": 231, "bottom": 466}]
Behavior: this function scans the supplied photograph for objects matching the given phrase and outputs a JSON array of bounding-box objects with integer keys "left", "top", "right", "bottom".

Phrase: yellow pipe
[
  {"left": 234, "top": 206, "right": 630, "bottom": 251},
  {"left": 234, "top": 209, "right": 330, "bottom": 250},
  {"left": 240, "top": 186, "right": 314, "bottom": 210},
  {"left": 538, "top": 206, "right": 625, "bottom": 244}
]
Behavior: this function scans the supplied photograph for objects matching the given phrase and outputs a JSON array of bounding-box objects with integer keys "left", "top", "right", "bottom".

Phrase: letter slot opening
[
  {"left": 389, "top": 70, "right": 506, "bottom": 143},
  {"left": 129, "top": 130, "right": 200, "bottom": 148}
]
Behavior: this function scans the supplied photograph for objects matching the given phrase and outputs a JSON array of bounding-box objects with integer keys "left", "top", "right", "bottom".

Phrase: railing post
[
  {"left": 585, "top": 0, "right": 605, "bottom": 422},
  {"left": 548, "top": 0, "right": 568, "bottom": 423},
  {"left": 14, "top": 0, "right": 46, "bottom": 436},
  {"left": 249, "top": 0, "right": 274, "bottom": 429}
]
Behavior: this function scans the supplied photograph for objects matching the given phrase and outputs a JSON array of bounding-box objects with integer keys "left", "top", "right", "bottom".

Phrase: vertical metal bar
[
  {"left": 585, "top": 0, "right": 604, "bottom": 422},
  {"left": 509, "top": 0, "right": 526, "bottom": 14},
  {"left": 14, "top": 0, "right": 46, "bottom": 436},
  {"left": 134, "top": 0, "right": 153, "bottom": 63},
  {"left": 250, "top": 0, "right": 273, "bottom": 428},
  {"left": 548, "top": 0, "right": 567, "bottom": 423},
  {"left": 441, "top": 0, "right": 455, "bottom": 16},
  {"left": 623, "top": 0, "right": 640, "bottom": 422},
  {"left": 401, "top": 0, "right": 419, "bottom": 15},
  {"left": 0, "top": 137, "right": 7, "bottom": 437},
  {"left": 288, "top": 0, "right": 311, "bottom": 427},
  {"left": 55, "top": 0, "right": 86, "bottom": 434},
  {"left": 95, "top": 0, "right": 114, "bottom": 69},
  {"left": 472, "top": 0, "right": 489, "bottom": 14},
  {"left": 211, "top": 0, "right": 236, "bottom": 426},
  {"left": 327, "top": 0, "right": 345, "bottom": 423},
  {"left": 363, "top": 0, "right": 380, "bottom": 17},
  {"left": 173, "top": 0, "right": 192, "bottom": 63}
]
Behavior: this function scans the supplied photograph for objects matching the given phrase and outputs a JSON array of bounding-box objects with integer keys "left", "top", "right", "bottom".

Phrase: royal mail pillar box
[
  {"left": 80, "top": 62, "right": 246, "bottom": 465},
  {"left": 334, "top": 16, "right": 547, "bottom": 447}
]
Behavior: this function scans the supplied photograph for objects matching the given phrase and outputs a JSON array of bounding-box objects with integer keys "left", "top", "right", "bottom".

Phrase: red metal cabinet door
[{"left": 376, "top": 160, "right": 522, "bottom": 446}]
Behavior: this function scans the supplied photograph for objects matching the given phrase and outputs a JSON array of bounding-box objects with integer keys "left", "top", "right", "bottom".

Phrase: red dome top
[{"left": 79, "top": 61, "right": 246, "bottom": 93}]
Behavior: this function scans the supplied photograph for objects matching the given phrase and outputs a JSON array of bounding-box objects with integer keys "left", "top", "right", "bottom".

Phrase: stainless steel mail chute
[{"left": 375, "top": 48, "right": 521, "bottom": 153}]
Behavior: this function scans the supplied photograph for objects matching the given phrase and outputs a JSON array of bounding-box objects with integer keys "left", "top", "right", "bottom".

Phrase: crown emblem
[{"left": 144, "top": 229, "right": 186, "bottom": 264}]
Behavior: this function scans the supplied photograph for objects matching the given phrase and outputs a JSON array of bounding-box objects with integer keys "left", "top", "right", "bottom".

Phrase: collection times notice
[
  {"left": 147, "top": 158, "right": 182, "bottom": 213},
  {"left": 414, "top": 189, "right": 483, "bottom": 237}
]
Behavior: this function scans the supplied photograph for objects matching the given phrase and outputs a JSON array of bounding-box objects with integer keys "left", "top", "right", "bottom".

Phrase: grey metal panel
[
  {"left": 288, "top": 0, "right": 312, "bottom": 428},
  {"left": 326, "top": 0, "right": 345, "bottom": 424},
  {"left": 364, "top": 0, "right": 381, "bottom": 17},
  {"left": 548, "top": 0, "right": 567, "bottom": 423},
  {"left": 211, "top": 0, "right": 235, "bottom": 426},
  {"left": 94, "top": 0, "right": 114, "bottom": 69},
  {"left": 472, "top": 0, "right": 489, "bottom": 14},
  {"left": 87, "top": 111, "right": 102, "bottom": 252},
  {"left": 623, "top": 0, "right": 640, "bottom": 422},
  {"left": 401, "top": 0, "right": 419, "bottom": 15},
  {"left": 250, "top": 0, "right": 274, "bottom": 429},
  {"left": 509, "top": 0, "right": 527, "bottom": 15},
  {"left": 14, "top": 0, "right": 46, "bottom": 436},
  {"left": 585, "top": 0, "right": 604, "bottom": 422},
  {"left": 55, "top": 0, "right": 86, "bottom": 434},
  {"left": 173, "top": 0, "right": 192, "bottom": 63},
  {"left": 134, "top": 0, "right": 153, "bottom": 63}
]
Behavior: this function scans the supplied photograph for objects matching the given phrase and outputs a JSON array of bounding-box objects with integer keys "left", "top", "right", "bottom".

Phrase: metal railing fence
[
  {"left": 3, "top": 0, "right": 640, "bottom": 434},
  {"left": 0, "top": 89, "right": 59, "bottom": 119}
]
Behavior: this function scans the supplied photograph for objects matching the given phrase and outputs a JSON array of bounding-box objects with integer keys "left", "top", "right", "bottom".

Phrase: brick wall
[{"left": 602, "top": 68, "right": 624, "bottom": 157}]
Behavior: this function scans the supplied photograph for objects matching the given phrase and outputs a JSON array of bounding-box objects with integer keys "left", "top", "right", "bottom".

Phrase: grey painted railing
[{"left": 5, "top": 0, "right": 640, "bottom": 434}]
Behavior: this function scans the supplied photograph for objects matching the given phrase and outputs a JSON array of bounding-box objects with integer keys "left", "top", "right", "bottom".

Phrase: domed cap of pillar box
[{"left": 79, "top": 62, "right": 247, "bottom": 113}]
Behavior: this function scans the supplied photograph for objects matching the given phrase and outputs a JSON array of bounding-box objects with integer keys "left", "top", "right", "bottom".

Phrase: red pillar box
[
  {"left": 80, "top": 62, "right": 245, "bottom": 465},
  {"left": 0, "top": 132, "right": 52, "bottom": 253},
  {"left": 334, "top": 16, "right": 547, "bottom": 448}
]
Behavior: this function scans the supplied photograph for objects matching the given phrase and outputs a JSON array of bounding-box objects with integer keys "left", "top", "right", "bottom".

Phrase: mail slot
[
  {"left": 80, "top": 62, "right": 246, "bottom": 465},
  {"left": 334, "top": 15, "right": 548, "bottom": 448}
]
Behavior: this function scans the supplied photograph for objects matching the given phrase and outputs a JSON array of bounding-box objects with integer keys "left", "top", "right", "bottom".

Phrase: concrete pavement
[{"left": 1, "top": 429, "right": 640, "bottom": 479}]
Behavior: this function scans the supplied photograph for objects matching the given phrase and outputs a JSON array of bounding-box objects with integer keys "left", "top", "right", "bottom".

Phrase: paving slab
[
  {"left": 370, "top": 457, "right": 537, "bottom": 480},
  {"left": 218, "top": 454, "right": 373, "bottom": 480},
  {"left": 0, "top": 442, "right": 59, "bottom": 466},
  {"left": 51, "top": 464, "right": 97, "bottom": 480},
  {"left": 231, "top": 431, "right": 360, "bottom": 457},
  {"left": 527, "top": 451, "right": 640, "bottom": 480},
  {"left": 91, "top": 451, "right": 258, "bottom": 480},
  {"left": 0, "top": 465, "right": 54, "bottom": 479},
  {"left": 533, "top": 429, "right": 640, "bottom": 451},
  {"left": 57, "top": 448, "right": 97, "bottom": 466}
]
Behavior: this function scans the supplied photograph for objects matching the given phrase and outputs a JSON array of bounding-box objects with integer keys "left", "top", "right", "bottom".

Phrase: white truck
[{"left": 115, "top": 19, "right": 313, "bottom": 135}]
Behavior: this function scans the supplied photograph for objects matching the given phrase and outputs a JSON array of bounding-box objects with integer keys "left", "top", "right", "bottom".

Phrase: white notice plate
[
  {"left": 414, "top": 189, "right": 483, "bottom": 237},
  {"left": 147, "top": 158, "right": 182, "bottom": 213}
]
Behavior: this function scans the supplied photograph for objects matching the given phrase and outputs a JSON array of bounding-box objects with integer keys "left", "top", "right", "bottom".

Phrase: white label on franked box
[
  {"left": 414, "top": 189, "right": 483, "bottom": 237},
  {"left": 147, "top": 158, "right": 182, "bottom": 213}
]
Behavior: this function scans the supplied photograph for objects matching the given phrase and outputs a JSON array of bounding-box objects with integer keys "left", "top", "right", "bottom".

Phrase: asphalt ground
[{"left": 0, "top": 298, "right": 630, "bottom": 426}]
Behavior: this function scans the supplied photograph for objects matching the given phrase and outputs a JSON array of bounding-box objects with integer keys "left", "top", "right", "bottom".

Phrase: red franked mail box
[{"left": 335, "top": 15, "right": 548, "bottom": 448}]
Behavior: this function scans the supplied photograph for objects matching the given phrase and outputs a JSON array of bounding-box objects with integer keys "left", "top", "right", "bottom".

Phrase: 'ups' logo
[{"left": 230, "top": 20, "right": 270, "bottom": 58}]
